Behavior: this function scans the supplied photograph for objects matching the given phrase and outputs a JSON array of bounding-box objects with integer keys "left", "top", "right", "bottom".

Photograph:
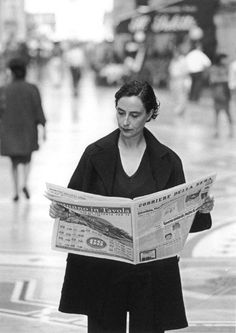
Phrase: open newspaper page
[
  {"left": 132, "top": 174, "right": 216, "bottom": 264},
  {"left": 46, "top": 173, "right": 216, "bottom": 265},
  {"left": 46, "top": 184, "right": 135, "bottom": 264}
]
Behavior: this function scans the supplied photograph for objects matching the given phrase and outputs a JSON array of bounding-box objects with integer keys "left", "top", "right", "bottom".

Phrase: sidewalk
[{"left": 0, "top": 71, "right": 235, "bottom": 332}]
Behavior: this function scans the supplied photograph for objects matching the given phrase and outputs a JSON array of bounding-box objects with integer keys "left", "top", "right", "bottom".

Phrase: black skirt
[{"left": 10, "top": 154, "right": 31, "bottom": 165}]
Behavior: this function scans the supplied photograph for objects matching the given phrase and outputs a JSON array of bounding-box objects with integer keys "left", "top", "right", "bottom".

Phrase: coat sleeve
[
  {"left": 190, "top": 211, "right": 212, "bottom": 232},
  {"left": 31, "top": 85, "right": 46, "bottom": 126}
]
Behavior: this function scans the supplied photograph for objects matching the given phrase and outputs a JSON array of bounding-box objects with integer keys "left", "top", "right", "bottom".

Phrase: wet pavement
[{"left": 0, "top": 70, "right": 236, "bottom": 332}]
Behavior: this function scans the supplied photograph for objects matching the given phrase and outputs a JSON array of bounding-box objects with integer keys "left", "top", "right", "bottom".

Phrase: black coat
[
  {"left": 59, "top": 128, "right": 211, "bottom": 330},
  {"left": 0, "top": 81, "right": 46, "bottom": 156}
]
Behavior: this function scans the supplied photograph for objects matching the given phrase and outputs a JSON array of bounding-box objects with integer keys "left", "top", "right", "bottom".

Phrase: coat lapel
[
  {"left": 89, "top": 128, "right": 173, "bottom": 195},
  {"left": 90, "top": 129, "right": 120, "bottom": 195},
  {"left": 144, "top": 128, "right": 172, "bottom": 191}
]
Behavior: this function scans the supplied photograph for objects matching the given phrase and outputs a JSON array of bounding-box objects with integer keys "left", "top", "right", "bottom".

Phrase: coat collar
[{"left": 90, "top": 128, "right": 172, "bottom": 195}]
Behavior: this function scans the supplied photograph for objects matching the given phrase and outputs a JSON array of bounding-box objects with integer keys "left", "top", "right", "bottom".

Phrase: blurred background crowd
[
  {"left": 1, "top": 0, "right": 236, "bottom": 200},
  {"left": 0, "top": 0, "right": 235, "bottom": 88},
  {"left": 0, "top": 0, "right": 236, "bottom": 138}
]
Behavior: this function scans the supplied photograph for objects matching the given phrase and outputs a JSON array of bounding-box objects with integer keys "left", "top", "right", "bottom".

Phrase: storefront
[{"left": 115, "top": 0, "right": 219, "bottom": 86}]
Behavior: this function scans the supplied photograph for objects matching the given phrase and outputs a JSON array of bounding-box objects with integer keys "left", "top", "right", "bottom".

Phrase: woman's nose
[{"left": 123, "top": 115, "right": 130, "bottom": 126}]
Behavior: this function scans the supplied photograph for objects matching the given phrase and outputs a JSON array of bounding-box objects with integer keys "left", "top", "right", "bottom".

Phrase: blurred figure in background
[
  {"left": 17, "top": 41, "right": 31, "bottom": 67},
  {"left": 50, "top": 41, "right": 64, "bottom": 88},
  {"left": 2, "top": 38, "right": 18, "bottom": 66},
  {"left": 168, "top": 47, "right": 190, "bottom": 116},
  {"left": 65, "top": 43, "right": 85, "bottom": 96},
  {"left": 185, "top": 42, "right": 211, "bottom": 102},
  {"left": 124, "top": 39, "right": 151, "bottom": 84},
  {"left": 32, "top": 38, "right": 51, "bottom": 83},
  {"left": 209, "top": 53, "right": 233, "bottom": 138},
  {"left": 228, "top": 54, "right": 236, "bottom": 99},
  {"left": 0, "top": 58, "right": 46, "bottom": 201}
]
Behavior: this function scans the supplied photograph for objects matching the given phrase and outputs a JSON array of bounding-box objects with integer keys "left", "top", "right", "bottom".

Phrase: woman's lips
[{"left": 122, "top": 128, "right": 132, "bottom": 132}]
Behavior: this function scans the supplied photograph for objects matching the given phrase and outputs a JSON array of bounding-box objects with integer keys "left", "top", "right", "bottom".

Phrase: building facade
[
  {"left": 112, "top": 0, "right": 236, "bottom": 86},
  {"left": 0, "top": 0, "right": 26, "bottom": 47}
]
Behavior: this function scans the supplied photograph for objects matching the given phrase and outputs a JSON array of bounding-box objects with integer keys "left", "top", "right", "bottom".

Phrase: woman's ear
[{"left": 146, "top": 109, "right": 154, "bottom": 122}]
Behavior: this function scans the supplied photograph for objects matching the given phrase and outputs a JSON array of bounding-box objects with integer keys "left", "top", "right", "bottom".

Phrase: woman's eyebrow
[
  {"left": 116, "top": 107, "right": 125, "bottom": 111},
  {"left": 117, "top": 107, "right": 141, "bottom": 113}
]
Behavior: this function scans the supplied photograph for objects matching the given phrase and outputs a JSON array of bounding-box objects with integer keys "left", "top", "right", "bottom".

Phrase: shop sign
[
  {"left": 128, "top": 14, "right": 152, "bottom": 33},
  {"left": 116, "top": 0, "right": 218, "bottom": 35},
  {"left": 151, "top": 14, "right": 197, "bottom": 32}
]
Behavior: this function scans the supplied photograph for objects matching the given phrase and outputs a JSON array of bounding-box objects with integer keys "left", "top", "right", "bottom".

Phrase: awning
[{"left": 115, "top": 0, "right": 219, "bottom": 35}]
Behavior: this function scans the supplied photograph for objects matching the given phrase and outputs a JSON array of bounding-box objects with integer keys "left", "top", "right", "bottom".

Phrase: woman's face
[{"left": 116, "top": 96, "right": 152, "bottom": 139}]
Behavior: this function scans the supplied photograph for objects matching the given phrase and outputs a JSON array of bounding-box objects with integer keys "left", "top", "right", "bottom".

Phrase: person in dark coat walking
[
  {"left": 209, "top": 53, "right": 233, "bottom": 138},
  {"left": 0, "top": 58, "right": 46, "bottom": 201},
  {"left": 49, "top": 80, "right": 214, "bottom": 332}
]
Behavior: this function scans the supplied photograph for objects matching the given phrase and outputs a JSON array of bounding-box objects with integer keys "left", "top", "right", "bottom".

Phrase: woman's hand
[
  {"left": 49, "top": 202, "right": 69, "bottom": 219},
  {"left": 198, "top": 195, "right": 214, "bottom": 214}
]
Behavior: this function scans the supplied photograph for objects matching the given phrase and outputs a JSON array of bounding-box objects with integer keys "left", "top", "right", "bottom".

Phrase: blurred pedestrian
[
  {"left": 185, "top": 42, "right": 211, "bottom": 102},
  {"left": 229, "top": 56, "right": 236, "bottom": 88},
  {"left": 49, "top": 80, "right": 214, "bottom": 333},
  {"left": 168, "top": 47, "right": 190, "bottom": 116},
  {"left": 0, "top": 58, "right": 46, "bottom": 201},
  {"left": 2, "top": 37, "right": 18, "bottom": 66},
  {"left": 50, "top": 41, "right": 64, "bottom": 88},
  {"left": 65, "top": 43, "right": 85, "bottom": 96},
  {"left": 209, "top": 53, "right": 233, "bottom": 138},
  {"left": 228, "top": 54, "right": 236, "bottom": 100},
  {"left": 17, "top": 41, "right": 31, "bottom": 66}
]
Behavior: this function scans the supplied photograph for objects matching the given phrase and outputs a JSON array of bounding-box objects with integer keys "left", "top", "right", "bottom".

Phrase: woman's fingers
[{"left": 198, "top": 195, "right": 215, "bottom": 214}]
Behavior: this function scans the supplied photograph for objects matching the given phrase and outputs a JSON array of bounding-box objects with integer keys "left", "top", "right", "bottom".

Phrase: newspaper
[{"left": 45, "top": 174, "right": 216, "bottom": 265}]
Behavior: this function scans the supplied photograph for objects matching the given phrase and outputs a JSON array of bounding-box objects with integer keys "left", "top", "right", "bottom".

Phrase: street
[{"left": 0, "top": 69, "right": 236, "bottom": 333}]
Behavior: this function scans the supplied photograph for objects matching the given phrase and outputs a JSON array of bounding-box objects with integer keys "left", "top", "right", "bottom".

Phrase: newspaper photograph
[{"left": 46, "top": 173, "right": 216, "bottom": 264}]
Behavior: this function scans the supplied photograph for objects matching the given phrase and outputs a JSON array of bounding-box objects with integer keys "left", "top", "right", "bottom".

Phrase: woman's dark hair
[
  {"left": 115, "top": 80, "right": 160, "bottom": 120},
  {"left": 8, "top": 58, "right": 27, "bottom": 79}
]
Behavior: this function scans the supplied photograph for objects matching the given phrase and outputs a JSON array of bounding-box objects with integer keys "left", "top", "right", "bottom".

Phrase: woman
[
  {"left": 0, "top": 58, "right": 46, "bottom": 201},
  {"left": 49, "top": 80, "right": 214, "bottom": 333}
]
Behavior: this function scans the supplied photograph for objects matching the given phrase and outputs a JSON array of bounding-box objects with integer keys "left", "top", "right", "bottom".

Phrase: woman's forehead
[{"left": 117, "top": 96, "right": 144, "bottom": 111}]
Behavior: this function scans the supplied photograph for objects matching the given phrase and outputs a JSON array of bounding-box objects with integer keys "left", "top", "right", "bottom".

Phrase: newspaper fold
[{"left": 46, "top": 173, "right": 216, "bottom": 265}]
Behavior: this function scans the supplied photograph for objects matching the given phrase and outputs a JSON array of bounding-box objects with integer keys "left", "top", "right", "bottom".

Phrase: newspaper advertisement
[{"left": 46, "top": 173, "right": 216, "bottom": 264}]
